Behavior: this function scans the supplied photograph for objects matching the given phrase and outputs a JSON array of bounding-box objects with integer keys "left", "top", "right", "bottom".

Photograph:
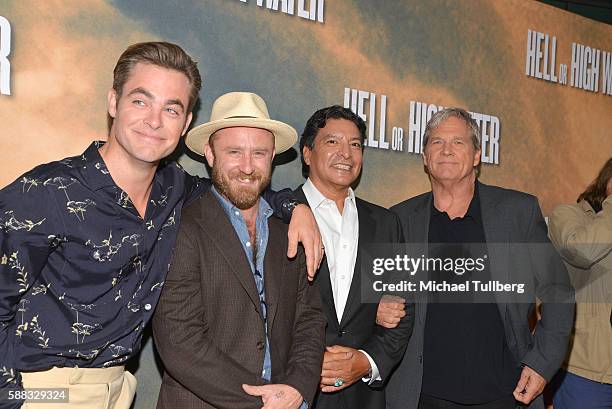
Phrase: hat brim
[{"left": 186, "top": 117, "right": 298, "bottom": 156}]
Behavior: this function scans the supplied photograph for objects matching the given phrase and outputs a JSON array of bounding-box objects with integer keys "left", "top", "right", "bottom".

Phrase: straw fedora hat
[{"left": 186, "top": 92, "right": 297, "bottom": 156}]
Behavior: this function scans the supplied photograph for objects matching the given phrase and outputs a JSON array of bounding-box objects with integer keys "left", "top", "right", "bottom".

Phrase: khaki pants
[{"left": 21, "top": 366, "right": 137, "bottom": 409}]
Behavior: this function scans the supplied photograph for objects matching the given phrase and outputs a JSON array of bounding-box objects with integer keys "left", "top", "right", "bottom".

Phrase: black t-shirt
[{"left": 421, "top": 185, "right": 521, "bottom": 404}]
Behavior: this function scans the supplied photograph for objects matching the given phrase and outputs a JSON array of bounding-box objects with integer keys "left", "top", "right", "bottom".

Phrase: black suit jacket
[
  {"left": 153, "top": 191, "right": 326, "bottom": 409},
  {"left": 385, "top": 182, "right": 575, "bottom": 409},
  {"left": 295, "top": 186, "right": 414, "bottom": 409}
]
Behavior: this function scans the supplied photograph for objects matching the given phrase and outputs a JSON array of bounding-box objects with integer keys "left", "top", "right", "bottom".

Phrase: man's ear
[
  {"left": 302, "top": 146, "right": 312, "bottom": 166},
  {"left": 107, "top": 89, "right": 118, "bottom": 119},
  {"left": 203, "top": 143, "right": 214, "bottom": 167},
  {"left": 181, "top": 112, "right": 193, "bottom": 136},
  {"left": 473, "top": 149, "right": 481, "bottom": 167}
]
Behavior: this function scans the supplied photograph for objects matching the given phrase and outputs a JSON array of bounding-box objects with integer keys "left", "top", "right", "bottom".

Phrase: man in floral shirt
[{"left": 0, "top": 42, "right": 321, "bottom": 409}]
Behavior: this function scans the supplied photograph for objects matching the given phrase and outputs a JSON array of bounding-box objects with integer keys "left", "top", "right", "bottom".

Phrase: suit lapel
[
  {"left": 339, "top": 199, "right": 374, "bottom": 327},
  {"left": 477, "top": 182, "right": 510, "bottom": 320},
  {"left": 298, "top": 185, "right": 370, "bottom": 327},
  {"left": 264, "top": 221, "right": 284, "bottom": 329},
  {"left": 196, "top": 191, "right": 263, "bottom": 319},
  {"left": 317, "top": 257, "right": 338, "bottom": 327},
  {"left": 295, "top": 186, "right": 338, "bottom": 328},
  {"left": 409, "top": 194, "right": 432, "bottom": 324},
  {"left": 409, "top": 193, "right": 431, "bottom": 243}
]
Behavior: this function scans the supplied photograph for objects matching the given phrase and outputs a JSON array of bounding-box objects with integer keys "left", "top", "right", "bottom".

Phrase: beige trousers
[{"left": 21, "top": 366, "right": 137, "bottom": 409}]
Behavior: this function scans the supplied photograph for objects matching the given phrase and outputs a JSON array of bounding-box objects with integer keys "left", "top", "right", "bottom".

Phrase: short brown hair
[
  {"left": 113, "top": 41, "right": 202, "bottom": 112},
  {"left": 578, "top": 157, "right": 612, "bottom": 212}
]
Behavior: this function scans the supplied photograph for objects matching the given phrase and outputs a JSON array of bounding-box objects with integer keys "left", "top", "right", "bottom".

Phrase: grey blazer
[
  {"left": 153, "top": 190, "right": 326, "bottom": 409},
  {"left": 385, "top": 182, "right": 575, "bottom": 409}
]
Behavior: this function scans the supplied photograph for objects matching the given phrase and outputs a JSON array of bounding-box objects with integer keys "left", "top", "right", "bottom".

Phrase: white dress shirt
[{"left": 302, "top": 178, "right": 381, "bottom": 383}]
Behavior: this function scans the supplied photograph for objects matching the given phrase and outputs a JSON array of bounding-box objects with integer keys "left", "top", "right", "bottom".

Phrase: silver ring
[{"left": 334, "top": 378, "right": 344, "bottom": 387}]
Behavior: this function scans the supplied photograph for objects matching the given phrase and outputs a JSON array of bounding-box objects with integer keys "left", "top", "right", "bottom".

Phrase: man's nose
[
  {"left": 239, "top": 153, "right": 255, "bottom": 174},
  {"left": 339, "top": 140, "right": 352, "bottom": 158},
  {"left": 441, "top": 141, "right": 453, "bottom": 155},
  {"left": 144, "top": 108, "right": 163, "bottom": 129}
]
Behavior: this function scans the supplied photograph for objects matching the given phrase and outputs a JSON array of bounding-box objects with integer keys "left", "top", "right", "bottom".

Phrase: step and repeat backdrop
[{"left": 1, "top": 1, "right": 610, "bottom": 407}]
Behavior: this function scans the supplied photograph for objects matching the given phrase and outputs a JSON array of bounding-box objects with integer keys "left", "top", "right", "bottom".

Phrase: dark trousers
[
  {"left": 551, "top": 370, "right": 612, "bottom": 409},
  {"left": 418, "top": 394, "right": 520, "bottom": 409}
]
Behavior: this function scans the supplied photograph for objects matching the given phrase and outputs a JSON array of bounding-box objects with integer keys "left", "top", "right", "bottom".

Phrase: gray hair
[{"left": 422, "top": 107, "right": 481, "bottom": 151}]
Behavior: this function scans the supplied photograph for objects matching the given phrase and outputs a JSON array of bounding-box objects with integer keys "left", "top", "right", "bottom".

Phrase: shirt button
[
  {"left": 144, "top": 303, "right": 152, "bottom": 311},
  {"left": 234, "top": 211, "right": 240, "bottom": 216},
  {"left": 340, "top": 275, "right": 346, "bottom": 280},
  {"left": 246, "top": 242, "right": 251, "bottom": 247}
]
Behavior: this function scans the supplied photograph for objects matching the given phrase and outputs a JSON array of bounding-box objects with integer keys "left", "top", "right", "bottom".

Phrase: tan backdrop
[{"left": 0, "top": 1, "right": 610, "bottom": 407}]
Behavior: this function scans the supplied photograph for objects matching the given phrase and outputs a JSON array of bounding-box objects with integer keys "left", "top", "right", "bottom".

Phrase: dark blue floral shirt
[{"left": 0, "top": 141, "right": 293, "bottom": 406}]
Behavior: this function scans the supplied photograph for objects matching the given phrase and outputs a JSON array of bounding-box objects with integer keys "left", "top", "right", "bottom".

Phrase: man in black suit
[
  {"left": 294, "top": 105, "right": 414, "bottom": 409},
  {"left": 379, "top": 108, "right": 575, "bottom": 409}
]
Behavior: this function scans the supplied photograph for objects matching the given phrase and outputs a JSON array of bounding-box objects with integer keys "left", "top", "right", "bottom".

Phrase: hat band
[{"left": 222, "top": 115, "right": 260, "bottom": 119}]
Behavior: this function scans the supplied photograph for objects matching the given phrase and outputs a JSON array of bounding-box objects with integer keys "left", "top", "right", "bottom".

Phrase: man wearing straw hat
[
  {"left": 0, "top": 42, "right": 322, "bottom": 409},
  {"left": 153, "top": 92, "right": 326, "bottom": 409}
]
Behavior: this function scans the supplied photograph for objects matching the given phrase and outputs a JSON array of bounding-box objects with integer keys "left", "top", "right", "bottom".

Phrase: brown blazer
[{"left": 153, "top": 190, "right": 326, "bottom": 409}]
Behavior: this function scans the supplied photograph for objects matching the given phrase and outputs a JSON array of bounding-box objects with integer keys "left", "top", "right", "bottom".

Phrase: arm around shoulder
[{"left": 281, "top": 248, "right": 326, "bottom": 405}]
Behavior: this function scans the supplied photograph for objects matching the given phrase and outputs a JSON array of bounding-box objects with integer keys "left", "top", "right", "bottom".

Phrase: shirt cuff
[
  {"left": 359, "top": 349, "right": 381, "bottom": 384},
  {"left": 299, "top": 400, "right": 309, "bottom": 409}
]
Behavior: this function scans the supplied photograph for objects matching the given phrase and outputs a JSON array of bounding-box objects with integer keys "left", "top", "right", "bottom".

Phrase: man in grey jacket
[{"left": 379, "top": 108, "right": 574, "bottom": 409}]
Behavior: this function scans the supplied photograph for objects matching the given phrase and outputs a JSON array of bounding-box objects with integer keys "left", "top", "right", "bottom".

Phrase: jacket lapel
[
  {"left": 264, "top": 221, "right": 284, "bottom": 329},
  {"left": 477, "top": 182, "right": 510, "bottom": 320},
  {"left": 295, "top": 186, "right": 338, "bottom": 328},
  {"left": 317, "top": 257, "right": 338, "bottom": 327},
  {"left": 196, "top": 191, "right": 263, "bottom": 319},
  {"left": 409, "top": 193, "right": 431, "bottom": 242},
  {"left": 409, "top": 193, "right": 432, "bottom": 324},
  {"left": 339, "top": 199, "right": 373, "bottom": 327}
]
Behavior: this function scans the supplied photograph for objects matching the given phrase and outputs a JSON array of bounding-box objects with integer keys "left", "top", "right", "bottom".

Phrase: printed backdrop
[{"left": 1, "top": 1, "right": 610, "bottom": 407}]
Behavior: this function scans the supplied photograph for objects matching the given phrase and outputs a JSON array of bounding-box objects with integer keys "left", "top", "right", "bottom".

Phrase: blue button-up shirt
[
  {"left": 212, "top": 187, "right": 273, "bottom": 381},
  {"left": 0, "top": 142, "right": 295, "bottom": 406}
]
